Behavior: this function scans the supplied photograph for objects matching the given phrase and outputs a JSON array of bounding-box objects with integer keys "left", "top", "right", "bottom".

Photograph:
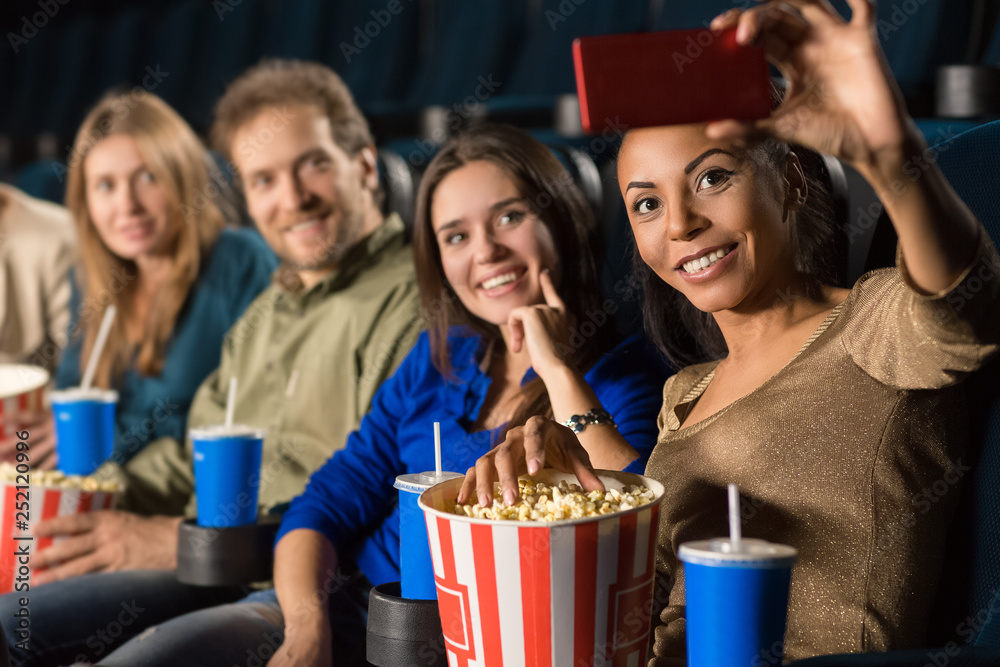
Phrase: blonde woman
[{"left": 26, "top": 91, "right": 276, "bottom": 469}]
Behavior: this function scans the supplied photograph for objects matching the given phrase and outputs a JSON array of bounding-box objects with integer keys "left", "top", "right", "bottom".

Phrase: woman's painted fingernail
[
  {"left": 528, "top": 458, "right": 540, "bottom": 475},
  {"left": 479, "top": 492, "right": 490, "bottom": 507},
  {"left": 503, "top": 489, "right": 516, "bottom": 506},
  {"left": 736, "top": 22, "right": 750, "bottom": 44}
]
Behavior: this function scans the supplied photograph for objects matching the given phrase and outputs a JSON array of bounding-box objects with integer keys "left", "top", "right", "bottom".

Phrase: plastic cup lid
[
  {"left": 678, "top": 538, "right": 798, "bottom": 568},
  {"left": 0, "top": 365, "right": 49, "bottom": 399},
  {"left": 49, "top": 387, "right": 118, "bottom": 403},
  {"left": 188, "top": 424, "right": 266, "bottom": 440},
  {"left": 395, "top": 471, "right": 463, "bottom": 493}
]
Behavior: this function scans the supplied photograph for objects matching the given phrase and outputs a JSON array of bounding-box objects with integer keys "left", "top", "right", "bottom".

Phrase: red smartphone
[{"left": 572, "top": 28, "right": 773, "bottom": 134}]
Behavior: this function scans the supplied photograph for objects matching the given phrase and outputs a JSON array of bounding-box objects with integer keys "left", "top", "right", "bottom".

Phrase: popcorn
[
  {"left": 0, "top": 462, "right": 120, "bottom": 492},
  {"left": 450, "top": 477, "right": 656, "bottom": 522}
]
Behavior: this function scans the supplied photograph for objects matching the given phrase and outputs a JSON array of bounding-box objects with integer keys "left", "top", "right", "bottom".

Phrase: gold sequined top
[{"left": 647, "top": 230, "right": 1000, "bottom": 665}]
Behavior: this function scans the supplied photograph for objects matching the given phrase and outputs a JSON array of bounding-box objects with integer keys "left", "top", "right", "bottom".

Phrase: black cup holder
[
  {"left": 366, "top": 582, "right": 447, "bottom": 667},
  {"left": 176, "top": 515, "right": 280, "bottom": 586}
]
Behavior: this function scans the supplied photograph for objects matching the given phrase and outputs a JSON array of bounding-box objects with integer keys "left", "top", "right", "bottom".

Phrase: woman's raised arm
[{"left": 708, "top": 0, "right": 981, "bottom": 294}]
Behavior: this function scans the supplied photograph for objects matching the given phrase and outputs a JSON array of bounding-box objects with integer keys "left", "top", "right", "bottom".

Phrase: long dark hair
[
  {"left": 628, "top": 138, "right": 839, "bottom": 368},
  {"left": 412, "top": 124, "right": 610, "bottom": 433}
]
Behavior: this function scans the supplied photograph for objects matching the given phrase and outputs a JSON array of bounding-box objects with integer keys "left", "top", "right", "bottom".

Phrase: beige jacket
[{"left": 0, "top": 184, "right": 76, "bottom": 375}]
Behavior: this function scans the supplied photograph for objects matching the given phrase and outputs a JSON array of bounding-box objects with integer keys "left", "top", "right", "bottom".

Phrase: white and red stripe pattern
[
  {"left": 420, "top": 470, "right": 664, "bottom": 667},
  {"left": 0, "top": 482, "right": 117, "bottom": 593},
  {"left": 0, "top": 365, "right": 49, "bottom": 440}
]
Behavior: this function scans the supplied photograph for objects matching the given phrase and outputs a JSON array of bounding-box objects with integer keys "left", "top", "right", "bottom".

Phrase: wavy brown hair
[
  {"left": 413, "top": 124, "right": 611, "bottom": 434},
  {"left": 66, "top": 91, "right": 223, "bottom": 387}
]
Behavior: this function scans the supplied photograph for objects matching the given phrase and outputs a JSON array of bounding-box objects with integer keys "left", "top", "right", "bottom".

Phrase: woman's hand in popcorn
[
  {"left": 32, "top": 511, "right": 183, "bottom": 585},
  {"left": 458, "top": 416, "right": 605, "bottom": 509}
]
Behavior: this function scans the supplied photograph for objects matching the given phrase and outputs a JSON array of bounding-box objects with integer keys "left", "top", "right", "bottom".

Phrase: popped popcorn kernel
[
  {"left": 449, "top": 477, "right": 655, "bottom": 522},
  {"left": 0, "top": 462, "right": 119, "bottom": 492}
]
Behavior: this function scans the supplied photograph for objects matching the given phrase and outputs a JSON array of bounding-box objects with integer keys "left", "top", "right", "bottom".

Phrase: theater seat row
[{"left": 0, "top": 0, "right": 992, "bottom": 141}]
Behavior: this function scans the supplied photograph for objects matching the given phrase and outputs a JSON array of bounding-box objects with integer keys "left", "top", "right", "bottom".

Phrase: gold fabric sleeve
[{"left": 844, "top": 229, "right": 1000, "bottom": 390}]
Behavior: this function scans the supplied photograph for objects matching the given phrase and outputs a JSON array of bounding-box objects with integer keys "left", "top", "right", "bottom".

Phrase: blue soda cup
[
  {"left": 679, "top": 538, "right": 798, "bottom": 667},
  {"left": 395, "top": 471, "right": 462, "bottom": 599},
  {"left": 190, "top": 425, "right": 265, "bottom": 528},
  {"left": 50, "top": 388, "right": 118, "bottom": 476}
]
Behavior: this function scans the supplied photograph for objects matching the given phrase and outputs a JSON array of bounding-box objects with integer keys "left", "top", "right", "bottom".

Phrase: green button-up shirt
[{"left": 116, "top": 214, "right": 422, "bottom": 516}]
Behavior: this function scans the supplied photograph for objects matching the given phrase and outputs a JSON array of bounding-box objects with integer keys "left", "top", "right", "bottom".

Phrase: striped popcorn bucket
[
  {"left": 0, "top": 365, "right": 49, "bottom": 440},
  {"left": 419, "top": 470, "right": 664, "bottom": 667},
  {"left": 0, "top": 480, "right": 118, "bottom": 593}
]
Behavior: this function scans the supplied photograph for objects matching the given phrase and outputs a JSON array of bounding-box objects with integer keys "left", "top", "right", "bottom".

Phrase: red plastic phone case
[{"left": 572, "top": 28, "right": 773, "bottom": 134}]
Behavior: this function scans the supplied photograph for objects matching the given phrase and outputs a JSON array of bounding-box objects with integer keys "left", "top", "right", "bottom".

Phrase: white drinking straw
[
  {"left": 434, "top": 421, "right": 442, "bottom": 477},
  {"left": 728, "top": 483, "right": 742, "bottom": 550},
  {"left": 224, "top": 377, "right": 237, "bottom": 429},
  {"left": 81, "top": 305, "right": 117, "bottom": 391}
]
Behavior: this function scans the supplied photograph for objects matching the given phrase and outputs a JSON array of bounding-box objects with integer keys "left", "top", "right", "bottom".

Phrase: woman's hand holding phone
[
  {"left": 711, "top": 1, "right": 981, "bottom": 303},
  {"left": 706, "top": 0, "right": 911, "bottom": 175}
]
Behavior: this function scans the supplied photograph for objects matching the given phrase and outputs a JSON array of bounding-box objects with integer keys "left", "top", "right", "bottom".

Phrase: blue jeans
[
  {"left": 0, "top": 570, "right": 247, "bottom": 667},
  {"left": 85, "top": 572, "right": 370, "bottom": 667}
]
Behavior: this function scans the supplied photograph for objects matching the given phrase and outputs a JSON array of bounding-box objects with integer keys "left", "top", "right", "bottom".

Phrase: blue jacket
[
  {"left": 276, "top": 328, "right": 670, "bottom": 587},
  {"left": 56, "top": 227, "right": 278, "bottom": 462}
]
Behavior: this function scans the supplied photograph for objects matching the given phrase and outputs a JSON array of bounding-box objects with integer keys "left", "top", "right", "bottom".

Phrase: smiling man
[{"left": 0, "top": 60, "right": 423, "bottom": 667}]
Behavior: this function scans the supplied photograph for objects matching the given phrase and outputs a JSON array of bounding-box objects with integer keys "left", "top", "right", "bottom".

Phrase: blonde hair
[{"left": 65, "top": 91, "right": 223, "bottom": 387}]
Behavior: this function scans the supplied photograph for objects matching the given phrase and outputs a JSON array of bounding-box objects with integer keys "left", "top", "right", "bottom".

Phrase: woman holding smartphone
[
  {"left": 10, "top": 91, "right": 276, "bottom": 470},
  {"left": 470, "top": 1, "right": 999, "bottom": 661}
]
